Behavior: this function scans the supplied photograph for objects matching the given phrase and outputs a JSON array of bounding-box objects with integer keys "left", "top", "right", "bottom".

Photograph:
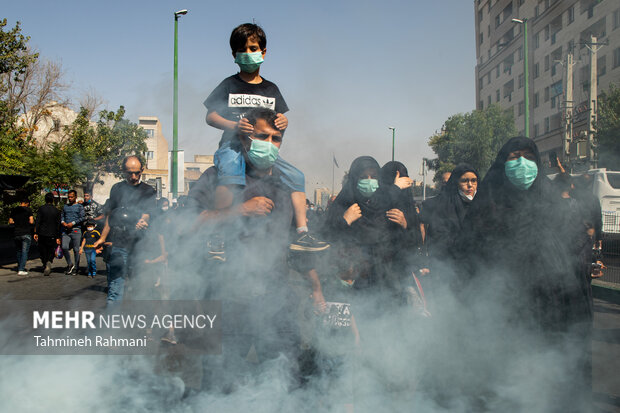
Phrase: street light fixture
[
  {"left": 388, "top": 127, "right": 395, "bottom": 162},
  {"left": 172, "top": 9, "right": 188, "bottom": 199},
  {"left": 512, "top": 18, "right": 529, "bottom": 137}
]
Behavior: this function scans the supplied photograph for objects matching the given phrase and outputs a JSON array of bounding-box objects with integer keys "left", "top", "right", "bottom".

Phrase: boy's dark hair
[
  {"left": 44, "top": 192, "right": 54, "bottom": 204},
  {"left": 244, "top": 107, "right": 278, "bottom": 130},
  {"left": 230, "top": 23, "right": 266, "bottom": 52}
]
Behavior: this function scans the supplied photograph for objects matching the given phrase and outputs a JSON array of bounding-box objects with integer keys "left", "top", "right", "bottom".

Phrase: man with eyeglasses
[{"left": 94, "top": 155, "right": 156, "bottom": 304}]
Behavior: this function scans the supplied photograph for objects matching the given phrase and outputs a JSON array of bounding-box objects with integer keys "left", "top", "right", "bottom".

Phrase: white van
[{"left": 590, "top": 169, "right": 620, "bottom": 236}]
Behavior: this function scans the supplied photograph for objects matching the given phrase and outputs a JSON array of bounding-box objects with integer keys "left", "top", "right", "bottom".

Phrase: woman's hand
[
  {"left": 393, "top": 171, "right": 413, "bottom": 189},
  {"left": 343, "top": 203, "right": 362, "bottom": 226},
  {"left": 386, "top": 208, "right": 407, "bottom": 228}
]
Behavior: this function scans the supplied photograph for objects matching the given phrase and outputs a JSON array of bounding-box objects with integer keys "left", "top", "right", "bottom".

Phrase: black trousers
[{"left": 38, "top": 236, "right": 57, "bottom": 266}]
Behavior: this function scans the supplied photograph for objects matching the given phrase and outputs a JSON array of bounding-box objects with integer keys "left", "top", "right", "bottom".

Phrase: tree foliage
[
  {"left": 596, "top": 83, "right": 620, "bottom": 170},
  {"left": 428, "top": 104, "right": 516, "bottom": 180},
  {"left": 68, "top": 106, "right": 148, "bottom": 192}
]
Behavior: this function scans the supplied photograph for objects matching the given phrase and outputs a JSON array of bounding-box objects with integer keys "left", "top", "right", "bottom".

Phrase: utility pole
[
  {"left": 172, "top": 9, "right": 188, "bottom": 198},
  {"left": 587, "top": 35, "right": 598, "bottom": 169},
  {"left": 421, "top": 158, "right": 427, "bottom": 201},
  {"left": 563, "top": 51, "right": 574, "bottom": 169}
]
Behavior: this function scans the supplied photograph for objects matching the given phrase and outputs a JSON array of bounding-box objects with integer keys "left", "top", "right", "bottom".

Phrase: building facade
[{"left": 475, "top": 0, "right": 620, "bottom": 169}]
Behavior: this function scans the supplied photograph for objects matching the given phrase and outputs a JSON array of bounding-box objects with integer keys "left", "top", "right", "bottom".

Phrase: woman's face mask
[
  {"left": 505, "top": 156, "right": 538, "bottom": 190},
  {"left": 87, "top": 227, "right": 95, "bottom": 232},
  {"left": 357, "top": 178, "right": 379, "bottom": 197}
]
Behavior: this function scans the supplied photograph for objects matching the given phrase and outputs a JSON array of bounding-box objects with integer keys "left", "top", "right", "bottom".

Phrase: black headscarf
[
  {"left": 379, "top": 161, "right": 421, "bottom": 244},
  {"left": 455, "top": 136, "right": 592, "bottom": 330},
  {"left": 424, "top": 163, "right": 479, "bottom": 259},
  {"left": 324, "top": 156, "right": 383, "bottom": 242}
]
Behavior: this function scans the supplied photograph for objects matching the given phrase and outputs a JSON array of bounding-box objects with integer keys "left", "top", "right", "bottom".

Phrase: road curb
[{"left": 592, "top": 280, "right": 620, "bottom": 304}]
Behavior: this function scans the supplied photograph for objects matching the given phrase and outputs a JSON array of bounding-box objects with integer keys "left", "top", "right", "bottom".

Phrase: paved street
[{"left": 1, "top": 258, "right": 619, "bottom": 411}]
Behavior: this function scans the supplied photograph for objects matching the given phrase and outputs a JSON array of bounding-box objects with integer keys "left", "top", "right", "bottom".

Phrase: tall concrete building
[{"left": 475, "top": 0, "right": 620, "bottom": 169}]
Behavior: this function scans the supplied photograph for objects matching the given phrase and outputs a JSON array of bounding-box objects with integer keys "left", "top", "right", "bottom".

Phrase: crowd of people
[{"left": 5, "top": 21, "right": 607, "bottom": 410}]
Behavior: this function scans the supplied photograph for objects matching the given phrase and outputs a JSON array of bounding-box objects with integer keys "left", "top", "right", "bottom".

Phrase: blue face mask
[
  {"left": 357, "top": 179, "right": 379, "bottom": 197},
  {"left": 247, "top": 138, "right": 279, "bottom": 170},
  {"left": 504, "top": 157, "right": 538, "bottom": 190},
  {"left": 235, "top": 51, "right": 264, "bottom": 73}
]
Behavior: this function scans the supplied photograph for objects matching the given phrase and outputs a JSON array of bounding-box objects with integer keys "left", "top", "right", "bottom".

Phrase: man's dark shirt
[
  {"left": 189, "top": 166, "right": 293, "bottom": 294},
  {"left": 105, "top": 181, "right": 156, "bottom": 246},
  {"left": 10, "top": 206, "right": 33, "bottom": 236},
  {"left": 35, "top": 204, "right": 61, "bottom": 238}
]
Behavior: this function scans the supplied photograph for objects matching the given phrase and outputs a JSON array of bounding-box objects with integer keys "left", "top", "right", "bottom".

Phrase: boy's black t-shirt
[
  {"left": 105, "top": 181, "right": 156, "bottom": 246},
  {"left": 83, "top": 229, "right": 101, "bottom": 248},
  {"left": 204, "top": 74, "right": 289, "bottom": 146},
  {"left": 10, "top": 206, "right": 33, "bottom": 236}
]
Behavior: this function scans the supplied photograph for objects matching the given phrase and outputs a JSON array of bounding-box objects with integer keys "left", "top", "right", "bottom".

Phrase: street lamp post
[
  {"left": 512, "top": 18, "right": 529, "bottom": 137},
  {"left": 172, "top": 9, "right": 188, "bottom": 199},
  {"left": 388, "top": 127, "right": 395, "bottom": 162}
]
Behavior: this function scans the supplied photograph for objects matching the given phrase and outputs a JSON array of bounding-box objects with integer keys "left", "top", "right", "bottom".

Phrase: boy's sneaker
[
  {"left": 43, "top": 262, "right": 52, "bottom": 276},
  {"left": 65, "top": 265, "right": 75, "bottom": 275},
  {"left": 17, "top": 270, "right": 28, "bottom": 276},
  {"left": 207, "top": 238, "right": 226, "bottom": 262},
  {"left": 290, "top": 233, "right": 330, "bottom": 252}
]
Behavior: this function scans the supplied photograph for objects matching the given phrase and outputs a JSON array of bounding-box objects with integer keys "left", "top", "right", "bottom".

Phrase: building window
[
  {"left": 144, "top": 129, "right": 154, "bottom": 138},
  {"left": 534, "top": 92, "right": 540, "bottom": 108},
  {"left": 568, "top": 6, "right": 575, "bottom": 24},
  {"left": 534, "top": 63, "right": 540, "bottom": 78},
  {"left": 518, "top": 73, "right": 524, "bottom": 89},
  {"left": 146, "top": 151, "right": 154, "bottom": 160},
  {"left": 495, "top": 14, "right": 501, "bottom": 28},
  {"left": 534, "top": 32, "right": 540, "bottom": 49},
  {"left": 478, "top": 10, "right": 483, "bottom": 22},
  {"left": 479, "top": 100, "right": 484, "bottom": 110},
  {"left": 598, "top": 55, "right": 607, "bottom": 78},
  {"left": 613, "top": 47, "right": 620, "bottom": 69},
  {"left": 544, "top": 117, "right": 550, "bottom": 133},
  {"left": 518, "top": 46, "right": 523, "bottom": 61},
  {"left": 487, "top": 72, "right": 491, "bottom": 84},
  {"left": 479, "top": 32, "right": 484, "bottom": 45},
  {"left": 551, "top": 96, "right": 556, "bottom": 108},
  {"left": 496, "top": 64, "right": 500, "bottom": 78},
  {"left": 544, "top": 25, "right": 550, "bottom": 41},
  {"left": 544, "top": 87, "right": 550, "bottom": 102},
  {"left": 535, "top": 5, "right": 539, "bottom": 18},
  {"left": 518, "top": 100, "right": 524, "bottom": 116},
  {"left": 488, "top": 95, "right": 492, "bottom": 106},
  {"left": 544, "top": 55, "right": 550, "bottom": 72},
  {"left": 479, "top": 78, "right": 484, "bottom": 90},
  {"left": 496, "top": 89, "right": 500, "bottom": 102},
  {"left": 614, "top": 9, "right": 620, "bottom": 30},
  {"left": 568, "top": 39, "right": 574, "bottom": 52},
  {"left": 534, "top": 123, "right": 539, "bottom": 136}
]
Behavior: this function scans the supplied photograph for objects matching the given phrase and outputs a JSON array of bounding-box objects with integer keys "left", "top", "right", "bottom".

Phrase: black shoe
[
  {"left": 207, "top": 238, "right": 226, "bottom": 262},
  {"left": 65, "top": 265, "right": 75, "bottom": 275},
  {"left": 290, "top": 233, "right": 330, "bottom": 252},
  {"left": 43, "top": 262, "right": 52, "bottom": 276}
]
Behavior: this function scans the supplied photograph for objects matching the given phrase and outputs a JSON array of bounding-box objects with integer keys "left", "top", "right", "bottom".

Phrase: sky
[{"left": 3, "top": 0, "right": 477, "bottom": 198}]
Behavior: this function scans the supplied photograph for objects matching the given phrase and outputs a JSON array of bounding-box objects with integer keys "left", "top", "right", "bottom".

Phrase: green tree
[
  {"left": 428, "top": 104, "right": 516, "bottom": 180},
  {"left": 69, "top": 105, "right": 148, "bottom": 192},
  {"left": 596, "top": 83, "right": 620, "bottom": 170},
  {"left": 0, "top": 19, "right": 39, "bottom": 175}
]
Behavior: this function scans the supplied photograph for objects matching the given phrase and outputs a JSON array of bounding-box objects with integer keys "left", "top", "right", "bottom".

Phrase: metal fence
[{"left": 601, "top": 212, "right": 620, "bottom": 283}]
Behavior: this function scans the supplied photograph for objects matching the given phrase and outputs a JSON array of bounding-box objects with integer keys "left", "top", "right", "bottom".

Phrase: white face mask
[
  {"left": 162, "top": 206, "right": 169, "bottom": 211},
  {"left": 87, "top": 227, "right": 95, "bottom": 231},
  {"left": 458, "top": 189, "right": 476, "bottom": 202}
]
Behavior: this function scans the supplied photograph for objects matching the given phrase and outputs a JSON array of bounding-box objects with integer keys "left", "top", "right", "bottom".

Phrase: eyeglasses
[{"left": 458, "top": 178, "right": 478, "bottom": 184}]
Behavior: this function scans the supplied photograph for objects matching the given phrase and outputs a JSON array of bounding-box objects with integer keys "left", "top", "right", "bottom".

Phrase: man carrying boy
[{"left": 204, "top": 23, "right": 326, "bottom": 252}]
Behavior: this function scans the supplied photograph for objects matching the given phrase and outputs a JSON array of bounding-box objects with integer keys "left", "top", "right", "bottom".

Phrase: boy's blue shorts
[{"left": 214, "top": 140, "right": 305, "bottom": 192}]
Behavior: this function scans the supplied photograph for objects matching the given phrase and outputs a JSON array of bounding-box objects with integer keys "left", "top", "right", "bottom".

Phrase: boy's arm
[{"left": 206, "top": 110, "right": 253, "bottom": 134}]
